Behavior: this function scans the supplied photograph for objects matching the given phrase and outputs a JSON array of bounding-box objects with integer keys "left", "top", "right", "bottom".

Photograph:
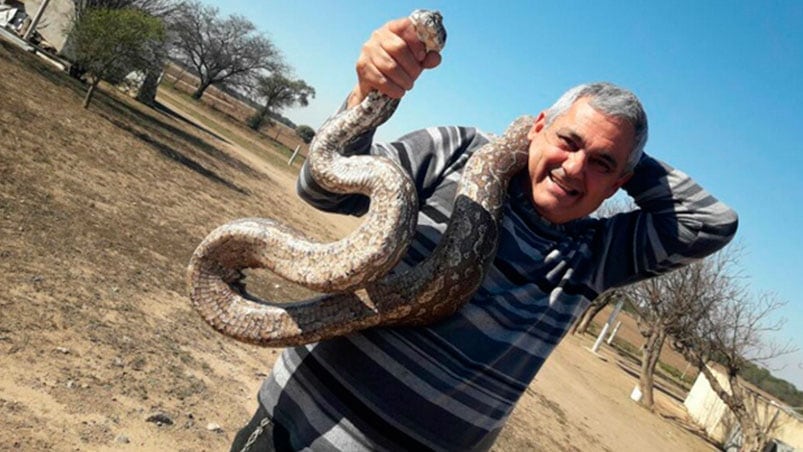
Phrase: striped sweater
[{"left": 257, "top": 123, "right": 738, "bottom": 451}]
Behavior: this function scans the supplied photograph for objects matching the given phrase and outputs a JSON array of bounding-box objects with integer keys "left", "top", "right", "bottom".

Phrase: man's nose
[{"left": 562, "top": 150, "right": 586, "bottom": 176}]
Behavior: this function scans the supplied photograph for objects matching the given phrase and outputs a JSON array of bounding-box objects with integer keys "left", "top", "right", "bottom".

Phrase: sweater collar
[{"left": 507, "top": 172, "right": 580, "bottom": 237}]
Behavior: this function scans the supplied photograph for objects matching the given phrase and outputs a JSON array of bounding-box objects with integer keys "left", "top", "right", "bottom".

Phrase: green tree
[
  {"left": 247, "top": 73, "right": 315, "bottom": 131},
  {"left": 70, "top": 7, "right": 165, "bottom": 108},
  {"left": 295, "top": 125, "right": 316, "bottom": 144}
]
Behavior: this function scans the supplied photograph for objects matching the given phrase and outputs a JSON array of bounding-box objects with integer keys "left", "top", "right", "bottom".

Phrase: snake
[{"left": 186, "top": 10, "right": 533, "bottom": 347}]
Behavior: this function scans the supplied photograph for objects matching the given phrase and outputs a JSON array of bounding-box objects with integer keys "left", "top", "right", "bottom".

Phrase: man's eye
[
  {"left": 558, "top": 135, "right": 578, "bottom": 150},
  {"left": 592, "top": 158, "right": 613, "bottom": 173}
]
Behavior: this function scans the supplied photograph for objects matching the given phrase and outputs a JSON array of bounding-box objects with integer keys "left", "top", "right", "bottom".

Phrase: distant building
[
  {"left": 684, "top": 366, "right": 803, "bottom": 451},
  {"left": 19, "top": 0, "right": 74, "bottom": 52},
  {"left": 1, "top": 1, "right": 30, "bottom": 33}
]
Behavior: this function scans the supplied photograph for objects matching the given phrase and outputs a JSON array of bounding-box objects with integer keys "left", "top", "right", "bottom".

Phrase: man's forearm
[
  {"left": 624, "top": 153, "right": 738, "bottom": 260},
  {"left": 596, "top": 153, "right": 739, "bottom": 290}
]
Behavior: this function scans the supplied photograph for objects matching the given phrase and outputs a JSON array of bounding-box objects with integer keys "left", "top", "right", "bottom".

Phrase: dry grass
[
  {"left": 0, "top": 37, "right": 715, "bottom": 451},
  {"left": 0, "top": 38, "right": 330, "bottom": 450}
]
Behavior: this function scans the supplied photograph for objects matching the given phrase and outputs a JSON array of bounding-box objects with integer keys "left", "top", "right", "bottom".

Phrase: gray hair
[{"left": 544, "top": 82, "right": 648, "bottom": 173}]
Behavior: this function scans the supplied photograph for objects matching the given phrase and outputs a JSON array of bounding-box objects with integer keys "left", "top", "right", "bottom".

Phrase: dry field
[
  {"left": 0, "top": 38, "right": 717, "bottom": 451},
  {"left": 161, "top": 62, "right": 311, "bottom": 158}
]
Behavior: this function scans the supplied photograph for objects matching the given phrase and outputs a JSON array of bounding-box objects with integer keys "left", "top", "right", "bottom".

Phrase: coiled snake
[{"left": 187, "top": 10, "right": 533, "bottom": 347}]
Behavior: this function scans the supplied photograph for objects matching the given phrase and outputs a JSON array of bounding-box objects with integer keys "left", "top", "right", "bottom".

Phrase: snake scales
[{"left": 187, "top": 10, "right": 533, "bottom": 347}]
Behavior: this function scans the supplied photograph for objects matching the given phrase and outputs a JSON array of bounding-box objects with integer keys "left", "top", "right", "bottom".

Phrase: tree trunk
[
  {"left": 572, "top": 291, "right": 615, "bottom": 335},
  {"left": 696, "top": 365, "right": 769, "bottom": 452},
  {"left": 573, "top": 300, "right": 607, "bottom": 334},
  {"left": 735, "top": 414, "right": 767, "bottom": 452},
  {"left": 135, "top": 67, "right": 163, "bottom": 106},
  {"left": 248, "top": 107, "right": 269, "bottom": 130},
  {"left": 638, "top": 327, "right": 666, "bottom": 409},
  {"left": 191, "top": 81, "right": 210, "bottom": 99},
  {"left": 82, "top": 79, "right": 99, "bottom": 108},
  {"left": 729, "top": 377, "right": 769, "bottom": 452}
]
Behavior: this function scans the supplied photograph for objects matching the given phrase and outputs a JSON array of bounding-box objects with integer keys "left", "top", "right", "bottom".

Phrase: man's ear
[
  {"left": 527, "top": 111, "right": 548, "bottom": 140},
  {"left": 605, "top": 171, "right": 633, "bottom": 198}
]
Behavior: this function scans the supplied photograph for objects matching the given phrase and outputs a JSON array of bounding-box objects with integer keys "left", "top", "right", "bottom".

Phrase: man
[{"left": 231, "top": 15, "right": 737, "bottom": 452}]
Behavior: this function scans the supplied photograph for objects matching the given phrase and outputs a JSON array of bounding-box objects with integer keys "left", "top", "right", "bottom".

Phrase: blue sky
[{"left": 207, "top": 1, "right": 803, "bottom": 389}]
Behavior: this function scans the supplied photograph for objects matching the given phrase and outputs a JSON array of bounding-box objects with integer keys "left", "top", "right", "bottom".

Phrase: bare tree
[
  {"left": 168, "top": 1, "right": 284, "bottom": 100},
  {"left": 247, "top": 73, "right": 315, "bottom": 131},
  {"left": 73, "top": 0, "right": 181, "bottom": 17},
  {"left": 624, "top": 247, "right": 738, "bottom": 409},
  {"left": 674, "top": 289, "right": 796, "bottom": 451},
  {"left": 625, "top": 242, "right": 797, "bottom": 450}
]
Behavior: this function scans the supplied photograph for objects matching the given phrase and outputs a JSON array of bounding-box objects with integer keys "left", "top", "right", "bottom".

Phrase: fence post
[
  {"left": 606, "top": 321, "right": 622, "bottom": 344},
  {"left": 288, "top": 145, "right": 301, "bottom": 165},
  {"left": 591, "top": 299, "right": 624, "bottom": 353}
]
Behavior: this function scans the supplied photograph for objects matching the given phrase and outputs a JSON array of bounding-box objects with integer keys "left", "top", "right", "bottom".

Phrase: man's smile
[{"left": 548, "top": 169, "right": 582, "bottom": 197}]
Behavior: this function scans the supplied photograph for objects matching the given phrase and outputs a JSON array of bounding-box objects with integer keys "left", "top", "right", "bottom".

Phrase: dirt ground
[{"left": 0, "top": 39, "right": 718, "bottom": 451}]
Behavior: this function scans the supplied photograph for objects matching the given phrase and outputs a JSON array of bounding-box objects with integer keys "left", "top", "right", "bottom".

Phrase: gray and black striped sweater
[{"left": 257, "top": 123, "right": 737, "bottom": 451}]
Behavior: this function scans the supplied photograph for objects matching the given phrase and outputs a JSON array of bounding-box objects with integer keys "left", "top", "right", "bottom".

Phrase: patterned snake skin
[{"left": 187, "top": 10, "right": 533, "bottom": 346}]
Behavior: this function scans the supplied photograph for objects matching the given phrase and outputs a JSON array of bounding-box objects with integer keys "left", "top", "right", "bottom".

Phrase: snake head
[{"left": 409, "top": 9, "right": 447, "bottom": 53}]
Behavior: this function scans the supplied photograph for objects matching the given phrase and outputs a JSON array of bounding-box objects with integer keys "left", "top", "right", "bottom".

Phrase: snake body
[{"left": 187, "top": 10, "right": 533, "bottom": 346}]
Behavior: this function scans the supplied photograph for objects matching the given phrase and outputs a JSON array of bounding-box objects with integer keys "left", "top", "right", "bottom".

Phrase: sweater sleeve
[
  {"left": 591, "top": 153, "right": 739, "bottom": 290},
  {"left": 296, "top": 108, "right": 487, "bottom": 216}
]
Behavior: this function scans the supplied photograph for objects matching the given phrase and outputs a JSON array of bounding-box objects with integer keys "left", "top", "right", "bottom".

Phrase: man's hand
[{"left": 347, "top": 17, "right": 442, "bottom": 108}]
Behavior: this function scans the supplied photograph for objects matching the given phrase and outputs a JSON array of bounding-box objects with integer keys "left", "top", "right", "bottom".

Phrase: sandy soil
[{"left": 0, "top": 38, "right": 717, "bottom": 451}]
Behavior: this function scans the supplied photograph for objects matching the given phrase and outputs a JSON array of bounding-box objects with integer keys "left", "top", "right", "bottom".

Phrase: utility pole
[{"left": 22, "top": 0, "right": 51, "bottom": 41}]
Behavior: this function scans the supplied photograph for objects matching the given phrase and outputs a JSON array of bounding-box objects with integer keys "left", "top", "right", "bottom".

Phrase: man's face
[{"left": 526, "top": 97, "right": 635, "bottom": 224}]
